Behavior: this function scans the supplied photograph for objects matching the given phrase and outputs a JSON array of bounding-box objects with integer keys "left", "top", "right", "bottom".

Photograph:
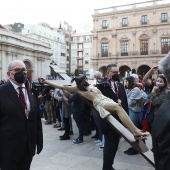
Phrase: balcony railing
[
  {"left": 76, "top": 57, "right": 84, "bottom": 59},
  {"left": 116, "top": 50, "right": 163, "bottom": 56},
  {"left": 77, "top": 48, "right": 84, "bottom": 51},
  {"left": 161, "top": 18, "right": 168, "bottom": 23},
  {"left": 93, "top": 50, "right": 166, "bottom": 57},
  {"left": 141, "top": 19, "right": 149, "bottom": 25},
  {"left": 76, "top": 65, "right": 83, "bottom": 68},
  {"left": 121, "top": 52, "right": 128, "bottom": 56},
  {"left": 140, "top": 51, "right": 148, "bottom": 55},
  {"left": 162, "top": 48, "right": 170, "bottom": 54}
]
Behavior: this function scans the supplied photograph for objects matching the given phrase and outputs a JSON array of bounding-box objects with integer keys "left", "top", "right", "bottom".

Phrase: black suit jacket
[
  {"left": 97, "top": 80, "right": 129, "bottom": 131},
  {"left": 98, "top": 80, "right": 129, "bottom": 113},
  {"left": 152, "top": 92, "right": 170, "bottom": 170},
  {"left": 0, "top": 82, "right": 43, "bottom": 160}
]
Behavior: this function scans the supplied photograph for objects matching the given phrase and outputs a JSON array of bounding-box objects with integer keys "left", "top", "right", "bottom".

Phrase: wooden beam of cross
[{"left": 83, "top": 98, "right": 155, "bottom": 168}]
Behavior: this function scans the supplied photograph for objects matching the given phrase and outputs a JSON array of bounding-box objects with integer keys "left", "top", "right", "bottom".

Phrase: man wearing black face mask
[
  {"left": 0, "top": 60, "right": 43, "bottom": 170},
  {"left": 97, "top": 64, "right": 128, "bottom": 170}
]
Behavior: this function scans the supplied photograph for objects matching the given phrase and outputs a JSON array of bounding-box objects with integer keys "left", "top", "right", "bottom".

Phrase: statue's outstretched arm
[{"left": 39, "top": 78, "right": 79, "bottom": 92}]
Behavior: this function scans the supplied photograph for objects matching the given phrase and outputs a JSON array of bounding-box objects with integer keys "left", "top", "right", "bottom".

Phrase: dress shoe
[
  {"left": 44, "top": 121, "right": 52, "bottom": 125},
  {"left": 60, "top": 136, "right": 70, "bottom": 140},
  {"left": 53, "top": 124, "right": 61, "bottom": 128},
  {"left": 58, "top": 127, "right": 65, "bottom": 131},
  {"left": 124, "top": 147, "right": 133, "bottom": 154},
  {"left": 44, "top": 120, "right": 48, "bottom": 123},
  {"left": 59, "top": 134, "right": 65, "bottom": 138},
  {"left": 127, "top": 148, "right": 138, "bottom": 155}
]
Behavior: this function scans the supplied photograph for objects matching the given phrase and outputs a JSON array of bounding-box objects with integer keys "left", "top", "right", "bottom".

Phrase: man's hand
[
  {"left": 37, "top": 144, "right": 43, "bottom": 154},
  {"left": 38, "top": 94, "right": 43, "bottom": 98}
]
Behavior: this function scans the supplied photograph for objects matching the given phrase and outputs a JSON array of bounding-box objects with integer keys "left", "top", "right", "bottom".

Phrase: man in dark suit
[
  {"left": 0, "top": 60, "right": 43, "bottom": 170},
  {"left": 97, "top": 64, "right": 129, "bottom": 170},
  {"left": 152, "top": 52, "right": 170, "bottom": 170}
]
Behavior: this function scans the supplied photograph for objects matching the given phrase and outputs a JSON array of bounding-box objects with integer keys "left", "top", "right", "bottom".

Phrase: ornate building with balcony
[
  {"left": 92, "top": 0, "right": 170, "bottom": 78},
  {"left": 71, "top": 32, "right": 93, "bottom": 75}
]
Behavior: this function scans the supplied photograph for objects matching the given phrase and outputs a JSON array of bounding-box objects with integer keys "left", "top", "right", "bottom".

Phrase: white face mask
[{"left": 156, "top": 82, "right": 165, "bottom": 88}]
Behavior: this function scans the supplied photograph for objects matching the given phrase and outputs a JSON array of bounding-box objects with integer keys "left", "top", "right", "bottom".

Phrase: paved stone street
[{"left": 31, "top": 119, "right": 154, "bottom": 170}]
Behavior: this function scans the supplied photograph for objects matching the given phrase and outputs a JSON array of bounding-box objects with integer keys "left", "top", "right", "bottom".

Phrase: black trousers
[
  {"left": 100, "top": 119, "right": 120, "bottom": 170},
  {"left": 0, "top": 151, "right": 33, "bottom": 170},
  {"left": 63, "top": 117, "right": 70, "bottom": 137},
  {"left": 74, "top": 113, "right": 84, "bottom": 141}
]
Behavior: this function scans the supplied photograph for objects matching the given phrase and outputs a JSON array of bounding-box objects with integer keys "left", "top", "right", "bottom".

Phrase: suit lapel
[
  {"left": 5, "top": 81, "right": 26, "bottom": 116},
  {"left": 107, "top": 79, "right": 118, "bottom": 100}
]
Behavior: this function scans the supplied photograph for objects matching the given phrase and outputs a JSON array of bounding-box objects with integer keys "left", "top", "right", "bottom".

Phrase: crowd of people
[{"left": 1, "top": 52, "right": 170, "bottom": 170}]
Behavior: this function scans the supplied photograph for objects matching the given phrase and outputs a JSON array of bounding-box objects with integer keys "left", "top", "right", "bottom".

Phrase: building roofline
[{"left": 93, "top": 0, "right": 170, "bottom": 17}]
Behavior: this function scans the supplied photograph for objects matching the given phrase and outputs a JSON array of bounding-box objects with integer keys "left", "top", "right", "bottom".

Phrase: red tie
[
  {"left": 18, "top": 87, "right": 25, "bottom": 106},
  {"left": 114, "top": 82, "right": 118, "bottom": 98}
]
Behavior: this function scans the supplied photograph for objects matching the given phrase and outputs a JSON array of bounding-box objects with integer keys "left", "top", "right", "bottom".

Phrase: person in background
[
  {"left": 124, "top": 76, "right": 143, "bottom": 155},
  {"left": 53, "top": 88, "right": 62, "bottom": 128},
  {"left": 125, "top": 70, "right": 131, "bottom": 77},
  {"left": 57, "top": 90, "right": 72, "bottom": 140},
  {"left": 49, "top": 89, "right": 56, "bottom": 124},
  {"left": 131, "top": 68, "right": 139, "bottom": 83},
  {"left": 152, "top": 52, "right": 170, "bottom": 170},
  {"left": 0, "top": 60, "right": 43, "bottom": 170},
  {"left": 64, "top": 92, "right": 85, "bottom": 144},
  {"left": 143, "top": 66, "right": 168, "bottom": 117},
  {"left": 54, "top": 89, "right": 65, "bottom": 130},
  {"left": 38, "top": 86, "right": 55, "bottom": 124}
]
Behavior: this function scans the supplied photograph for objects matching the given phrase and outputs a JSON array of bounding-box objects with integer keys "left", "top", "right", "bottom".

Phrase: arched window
[
  {"left": 24, "top": 61, "right": 32, "bottom": 80},
  {"left": 139, "top": 34, "right": 149, "bottom": 55},
  {"left": 120, "top": 36, "right": 129, "bottom": 56},
  {"left": 24, "top": 61, "right": 31, "bottom": 70},
  {"left": 161, "top": 33, "right": 170, "bottom": 54},
  {"left": 101, "top": 38, "right": 109, "bottom": 57}
]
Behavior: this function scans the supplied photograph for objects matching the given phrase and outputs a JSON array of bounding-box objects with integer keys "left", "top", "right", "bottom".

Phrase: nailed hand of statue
[{"left": 133, "top": 129, "right": 150, "bottom": 141}]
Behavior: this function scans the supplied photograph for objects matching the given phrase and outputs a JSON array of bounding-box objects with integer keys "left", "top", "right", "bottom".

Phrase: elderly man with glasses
[{"left": 0, "top": 60, "right": 43, "bottom": 170}]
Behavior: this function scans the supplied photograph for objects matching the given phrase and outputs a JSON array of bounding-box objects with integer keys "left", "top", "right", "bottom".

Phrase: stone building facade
[
  {"left": 71, "top": 32, "right": 93, "bottom": 75},
  {"left": 21, "top": 23, "right": 67, "bottom": 71},
  {"left": 0, "top": 28, "right": 52, "bottom": 80},
  {"left": 92, "top": 0, "right": 170, "bottom": 78}
]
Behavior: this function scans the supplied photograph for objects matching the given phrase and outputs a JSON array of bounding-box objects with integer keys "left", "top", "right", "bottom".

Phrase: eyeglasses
[
  {"left": 109, "top": 71, "right": 120, "bottom": 74},
  {"left": 10, "top": 68, "right": 28, "bottom": 73}
]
